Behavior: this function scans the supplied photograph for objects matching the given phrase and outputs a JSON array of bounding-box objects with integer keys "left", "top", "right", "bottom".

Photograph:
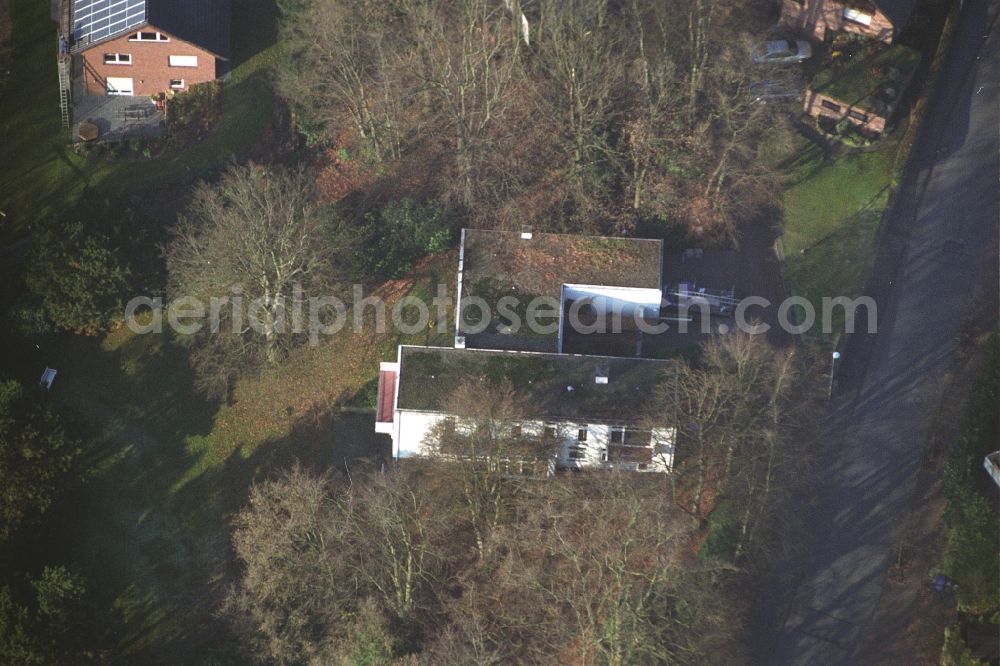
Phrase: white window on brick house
[
  {"left": 103, "top": 53, "right": 132, "bottom": 65},
  {"left": 168, "top": 55, "right": 198, "bottom": 68},
  {"left": 130, "top": 31, "right": 169, "bottom": 42},
  {"left": 169, "top": 79, "right": 185, "bottom": 90},
  {"left": 843, "top": 8, "right": 873, "bottom": 26},
  {"left": 106, "top": 77, "right": 134, "bottom": 95}
]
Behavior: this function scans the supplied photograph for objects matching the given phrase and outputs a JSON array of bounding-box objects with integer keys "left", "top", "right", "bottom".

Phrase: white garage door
[{"left": 106, "top": 77, "right": 134, "bottom": 95}]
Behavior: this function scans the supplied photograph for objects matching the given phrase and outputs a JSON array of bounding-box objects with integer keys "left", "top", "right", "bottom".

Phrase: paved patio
[{"left": 71, "top": 61, "right": 166, "bottom": 142}]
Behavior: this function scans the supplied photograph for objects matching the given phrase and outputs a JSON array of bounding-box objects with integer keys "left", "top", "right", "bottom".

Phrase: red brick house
[
  {"left": 62, "top": 0, "right": 230, "bottom": 98},
  {"left": 780, "top": 0, "right": 916, "bottom": 44},
  {"left": 803, "top": 41, "right": 920, "bottom": 137}
]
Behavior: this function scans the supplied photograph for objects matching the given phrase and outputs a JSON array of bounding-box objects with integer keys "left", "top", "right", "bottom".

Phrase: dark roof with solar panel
[
  {"left": 71, "top": 0, "right": 146, "bottom": 47},
  {"left": 71, "top": 0, "right": 230, "bottom": 57}
]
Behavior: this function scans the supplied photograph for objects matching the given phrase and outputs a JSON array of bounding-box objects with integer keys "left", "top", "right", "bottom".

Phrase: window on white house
[
  {"left": 169, "top": 79, "right": 185, "bottom": 90},
  {"left": 577, "top": 428, "right": 588, "bottom": 442},
  {"left": 130, "top": 31, "right": 169, "bottom": 42},
  {"left": 103, "top": 53, "right": 131, "bottom": 65},
  {"left": 510, "top": 425, "right": 522, "bottom": 438},
  {"left": 168, "top": 55, "right": 198, "bottom": 68},
  {"left": 843, "top": 8, "right": 873, "bottom": 26},
  {"left": 543, "top": 426, "right": 556, "bottom": 439},
  {"left": 568, "top": 447, "right": 586, "bottom": 459},
  {"left": 609, "top": 428, "right": 625, "bottom": 444}
]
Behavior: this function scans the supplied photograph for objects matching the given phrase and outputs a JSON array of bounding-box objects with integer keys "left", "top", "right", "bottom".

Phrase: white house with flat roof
[
  {"left": 376, "top": 347, "right": 676, "bottom": 473},
  {"left": 376, "top": 229, "right": 681, "bottom": 474}
]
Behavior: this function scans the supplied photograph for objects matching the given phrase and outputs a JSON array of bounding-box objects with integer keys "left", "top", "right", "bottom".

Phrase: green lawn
[
  {"left": 779, "top": 134, "right": 900, "bottom": 341},
  {"left": 0, "top": 0, "right": 331, "bottom": 660},
  {"left": 0, "top": 0, "right": 278, "bottom": 245},
  {"left": 810, "top": 40, "right": 921, "bottom": 112},
  {"left": 0, "top": 248, "right": 455, "bottom": 661}
]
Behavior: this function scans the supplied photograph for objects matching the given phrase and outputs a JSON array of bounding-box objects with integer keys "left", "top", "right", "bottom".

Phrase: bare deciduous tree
[
  {"left": 427, "top": 474, "right": 742, "bottom": 664},
  {"left": 337, "top": 468, "right": 448, "bottom": 623},
  {"left": 167, "top": 164, "right": 354, "bottom": 397},
  {"left": 423, "top": 378, "right": 555, "bottom": 558},
  {"left": 276, "top": 0, "right": 788, "bottom": 237},
  {"left": 225, "top": 465, "right": 454, "bottom": 663},
  {"left": 279, "top": 0, "right": 404, "bottom": 158},
  {"left": 225, "top": 465, "right": 343, "bottom": 663},
  {"left": 653, "top": 354, "right": 733, "bottom": 521},
  {"left": 650, "top": 333, "right": 813, "bottom": 561},
  {"left": 409, "top": 0, "right": 524, "bottom": 210},
  {"left": 535, "top": 0, "right": 623, "bottom": 217}
]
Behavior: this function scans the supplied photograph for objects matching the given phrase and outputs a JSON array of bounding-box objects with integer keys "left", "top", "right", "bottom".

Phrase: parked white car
[{"left": 751, "top": 39, "right": 813, "bottom": 65}]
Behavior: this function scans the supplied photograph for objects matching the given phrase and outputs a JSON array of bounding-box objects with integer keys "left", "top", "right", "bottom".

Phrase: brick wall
[
  {"left": 803, "top": 89, "right": 889, "bottom": 135},
  {"left": 81, "top": 28, "right": 218, "bottom": 97},
  {"left": 780, "top": 0, "right": 897, "bottom": 44}
]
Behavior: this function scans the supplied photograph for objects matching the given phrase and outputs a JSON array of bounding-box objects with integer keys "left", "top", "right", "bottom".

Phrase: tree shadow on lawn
[
  {"left": 8, "top": 323, "right": 391, "bottom": 661},
  {"left": 0, "top": 328, "right": 223, "bottom": 655},
  {"left": 140, "top": 406, "right": 390, "bottom": 661},
  {"left": 776, "top": 137, "right": 828, "bottom": 185}
]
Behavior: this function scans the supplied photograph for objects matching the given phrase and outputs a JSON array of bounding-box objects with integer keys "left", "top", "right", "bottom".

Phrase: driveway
[{"left": 763, "top": 0, "right": 1000, "bottom": 663}]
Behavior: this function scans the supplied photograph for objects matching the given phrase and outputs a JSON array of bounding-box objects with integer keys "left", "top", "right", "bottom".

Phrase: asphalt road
[{"left": 766, "top": 0, "right": 1000, "bottom": 663}]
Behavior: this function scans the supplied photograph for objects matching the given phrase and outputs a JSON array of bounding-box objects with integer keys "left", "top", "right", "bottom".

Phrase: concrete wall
[
  {"left": 561, "top": 285, "right": 662, "bottom": 318},
  {"left": 559, "top": 284, "right": 662, "bottom": 351},
  {"left": 81, "top": 28, "right": 218, "bottom": 97},
  {"left": 780, "top": 0, "right": 897, "bottom": 44}
]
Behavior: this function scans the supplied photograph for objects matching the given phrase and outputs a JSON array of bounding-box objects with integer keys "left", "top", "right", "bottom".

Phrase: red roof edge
[{"left": 376, "top": 370, "right": 397, "bottom": 424}]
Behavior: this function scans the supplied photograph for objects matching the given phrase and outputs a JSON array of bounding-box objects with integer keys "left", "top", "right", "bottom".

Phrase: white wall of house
[
  {"left": 394, "top": 410, "right": 445, "bottom": 458},
  {"left": 561, "top": 284, "right": 662, "bottom": 318},
  {"left": 391, "top": 410, "right": 675, "bottom": 473},
  {"left": 559, "top": 284, "right": 662, "bottom": 351}
]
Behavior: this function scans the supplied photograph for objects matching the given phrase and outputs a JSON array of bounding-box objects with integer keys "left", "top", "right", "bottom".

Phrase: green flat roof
[
  {"left": 810, "top": 41, "right": 920, "bottom": 114},
  {"left": 461, "top": 229, "right": 662, "bottom": 302},
  {"left": 397, "top": 346, "right": 676, "bottom": 424},
  {"left": 459, "top": 229, "right": 663, "bottom": 340}
]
